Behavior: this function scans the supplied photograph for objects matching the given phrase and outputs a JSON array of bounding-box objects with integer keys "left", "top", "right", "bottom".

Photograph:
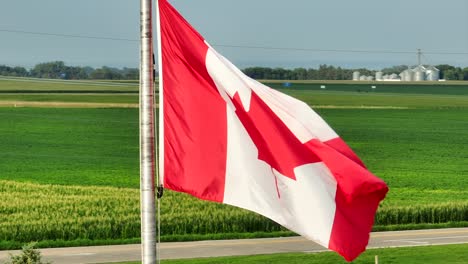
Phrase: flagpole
[{"left": 139, "top": 0, "right": 157, "bottom": 262}]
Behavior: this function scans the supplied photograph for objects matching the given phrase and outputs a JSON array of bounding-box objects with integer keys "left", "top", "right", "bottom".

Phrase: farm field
[
  {"left": 266, "top": 80, "right": 468, "bottom": 95},
  {"left": 1, "top": 77, "right": 468, "bottom": 106},
  {"left": 281, "top": 90, "right": 468, "bottom": 108},
  {"left": 0, "top": 76, "right": 138, "bottom": 105},
  {"left": 3, "top": 90, "right": 468, "bottom": 108},
  {"left": 0, "top": 78, "right": 467, "bottom": 249},
  {"left": 0, "top": 94, "right": 137, "bottom": 104},
  {"left": 0, "top": 76, "right": 138, "bottom": 92}
]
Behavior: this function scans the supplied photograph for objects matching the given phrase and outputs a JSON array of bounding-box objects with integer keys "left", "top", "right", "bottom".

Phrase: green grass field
[
  {"left": 0, "top": 108, "right": 138, "bottom": 187},
  {"left": 0, "top": 76, "right": 138, "bottom": 92},
  {"left": 283, "top": 90, "right": 468, "bottom": 108},
  {"left": 1, "top": 107, "right": 467, "bottom": 195},
  {"left": 0, "top": 78, "right": 467, "bottom": 249},
  {"left": 1, "top": 78, "right": 467, "bottom": 107},
  {"left": 0, "top": 94, "right": 138, "bottom": 104},
  {"left": 109, "top": 244, "right": 468, "bottom": 264},
  {"left": 0, "top": 76, "right": 138, "bottom": 104},
  {"left": 266, "top": 80, "right": 468, "bottom": 95}
]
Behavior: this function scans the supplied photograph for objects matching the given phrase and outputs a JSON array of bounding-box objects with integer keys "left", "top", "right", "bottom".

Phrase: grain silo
[
  {"left": 353, "top": 71, "right": 360, "bottom": 81},
  {"left": 401, "top": 69, "right": 414, "bottom": 81},
  {"left": 413, "top": 65, "right": 426, "bottom": 81},
  {"left": 390, "top": 73, "right": 399, "bottom": 80},
  {"left": 359, "top": 75, "right": 367, "bottom": 81},
  {"left": 426, "top": 66, "right": 440, "bottom": 81},
  {"left": 375, "top": 71, "right": 383, "bottom": 81}
]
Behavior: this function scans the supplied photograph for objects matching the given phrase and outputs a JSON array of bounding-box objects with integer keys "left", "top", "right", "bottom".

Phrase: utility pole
[
  {"left": 417, "top": 48, "right": 422, "bottom": 66},
  {"left": 139, "top": 0, "right": 157, "bottom": 263}
]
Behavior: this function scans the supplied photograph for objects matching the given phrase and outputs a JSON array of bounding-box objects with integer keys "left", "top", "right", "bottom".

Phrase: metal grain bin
[
  {"left": 413, "top": 65, "right": 426, "bottom": 81},
  {"left": 376, "top": 71, "right": 383, "bottom": 80},
  {"left": 353, "top": 71, "right": 360, "bottom": 81},
  {"left": 401, "top": 69, "right": 414, "bottom": 81},
  {"left": 390, "top": 73, "right": 399, "bottom": 80},
  {"left": 426, "top": 66, "right": 440, "bottom": 81}
]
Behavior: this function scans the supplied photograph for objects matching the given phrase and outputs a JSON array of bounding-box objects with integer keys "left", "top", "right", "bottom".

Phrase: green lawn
[{"left": 108, "top": 243, "right": 468, "bottom": 264}]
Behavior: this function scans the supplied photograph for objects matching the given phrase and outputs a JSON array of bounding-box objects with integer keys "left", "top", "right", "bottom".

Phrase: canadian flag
[{"left": 157, "top": 0, "right": 388, "bottom": 261}]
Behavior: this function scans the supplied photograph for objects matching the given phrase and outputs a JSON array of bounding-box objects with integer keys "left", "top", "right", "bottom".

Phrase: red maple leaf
[{"left": 230, "top": 91, "right": 321, "bottom": 196}]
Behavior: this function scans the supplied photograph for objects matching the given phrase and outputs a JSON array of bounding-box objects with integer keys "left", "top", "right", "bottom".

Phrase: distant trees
[
  {"left": 0, "top": 61, "right": 140, "bottom": 80},
  {"left": 463, "top": 68, "right": 468, "bottom": 80},
  {"left": 243, "top": 64, "right": 468, "bottom": 81},
  {"left": 89, "top": 66, "right": 141, "bottom": 80},
  {"left": 30, "top": 61, "right": 67, "bottom": 79},
  {"left": 243, "top": 65, "right": 374, "bottom": 80},
  {"left": 435, "top": 64, "right": 468, "bottom": 80},
  {"left": 0, "top": 65, "right": 29, "bottom": 77},
  {"left": 382, "top": 65, "right": 409, "bottom": 75},
  {"left": 0, "top": 61, "right": 467, "bottom": 81},
  {"left": 90, "top": 67, "right": 120, "bottom": 80}
]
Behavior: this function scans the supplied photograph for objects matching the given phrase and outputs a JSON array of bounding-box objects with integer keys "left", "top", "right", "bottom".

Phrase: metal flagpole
[{"left": 139, "top": 0, "right": 157, "bottom": 262}]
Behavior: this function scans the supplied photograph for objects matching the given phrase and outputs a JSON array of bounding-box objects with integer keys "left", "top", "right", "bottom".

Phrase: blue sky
[{"left": 1, "top": 0, "right": 467, "bottom": 69}]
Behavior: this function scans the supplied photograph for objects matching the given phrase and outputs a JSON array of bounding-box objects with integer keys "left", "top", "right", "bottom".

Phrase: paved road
[{"left": 0, "top": 228, "right": 467, "bottom": 264}]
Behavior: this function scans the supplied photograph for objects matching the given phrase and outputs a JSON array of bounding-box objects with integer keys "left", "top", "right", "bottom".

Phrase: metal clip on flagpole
[{"left": 140, "top": 0, "right": 157, "bottom": 263}]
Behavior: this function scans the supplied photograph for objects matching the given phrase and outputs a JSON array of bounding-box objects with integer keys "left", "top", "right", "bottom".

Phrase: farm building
[
  {"left": 353, "top": 65, "right": 440, "bottom": 82},
  {"left": 353, "top": 49, "right": 440, "bottom": 81}
]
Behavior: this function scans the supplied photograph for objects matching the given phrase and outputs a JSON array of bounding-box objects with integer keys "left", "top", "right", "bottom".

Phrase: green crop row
[
  {"left": 376, "top": 203, "right": 468, "bottom": 225},
  {"left": 1, "top": 180, "right": 467, "bottom": 244},
  {"left": 0, "top": 181, "right": 140, "bottom": 242}
]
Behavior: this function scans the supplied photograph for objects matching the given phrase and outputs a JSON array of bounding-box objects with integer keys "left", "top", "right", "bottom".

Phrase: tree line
[
  {"left": 1, "top": 61, "right": 467, "bottom": 81},
  {"left": 0, "top": 61, "right": 139, "bottom": 80},
  {"left": 243, "top": 65, "right": 373, "bottom": 80},
  {"left": 243, "top": 64, "right": 468, "bottom": 81}
]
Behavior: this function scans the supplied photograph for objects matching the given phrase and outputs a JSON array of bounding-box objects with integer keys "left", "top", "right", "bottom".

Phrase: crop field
[
  {"left": 0, "top": 78, "right": 467, "bottom": 248},
  {"left": 0, "top": 94, "right": 138, "bottom": 104},
  {"left": 0, "top": 76, "right": 138, "bottom": 105},
  {"left": 282, "top": 90, "right": 468, "bottom": 108},
  {"left": 265, "top": 80, "right": 468, "bottom": 95},
  {"left": 0, "top": 76, "right": 138, "bottom": 92}
]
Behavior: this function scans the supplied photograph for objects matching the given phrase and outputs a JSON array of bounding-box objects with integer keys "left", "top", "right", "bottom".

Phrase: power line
[
  {"left": 215, "top": 44, "right": 414, "bottom": 54},
  {"left": 215, "top": 44, "right": 468, "bottom": 56},
  {"left": 0, "top": 29, "right": 137, "bottom": 42},
  {"left": 2, "top": 28, "right": 468, "bottom": 56}
]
